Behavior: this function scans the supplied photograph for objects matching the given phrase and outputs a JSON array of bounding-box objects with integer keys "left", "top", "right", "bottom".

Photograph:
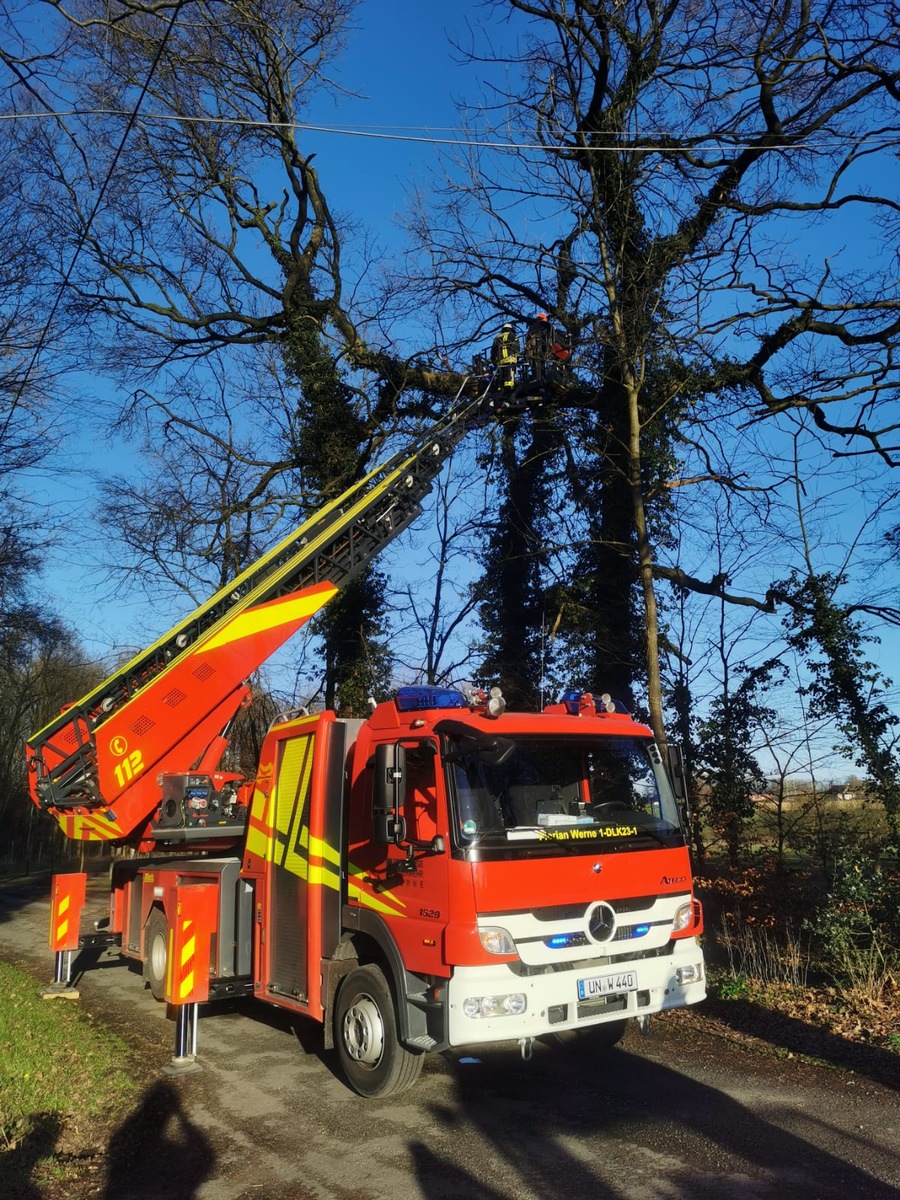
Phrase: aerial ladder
[{"left": 26, "top": 380, "right": 518, "bottom": 852}]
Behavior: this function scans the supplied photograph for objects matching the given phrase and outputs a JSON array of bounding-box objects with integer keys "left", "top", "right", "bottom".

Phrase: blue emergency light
[
  {"left": 618, "top": 924, "right": 651, "bottom": 939},
  {"left": 560, "top": 689, "right": 625, "bottom": 714},
  {"left": 546, "top": 932, "right": 588, "bottom": 949},
  {"left": 395, "top": 686, "right": 468, "bottom": 712}
]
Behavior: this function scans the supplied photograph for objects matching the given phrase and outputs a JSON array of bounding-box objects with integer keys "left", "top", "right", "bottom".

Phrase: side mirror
[
  {"left": 373, "top": 742, "right": 407, "bottom": 845},
  {"left": 666, "top": 744, "right": 685, "bottom": 799},
  {"left": 666, "top": 743, "right": 691, "bottom": 826}
]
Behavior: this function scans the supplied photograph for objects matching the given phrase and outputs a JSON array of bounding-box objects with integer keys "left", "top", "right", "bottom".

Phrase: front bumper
[{"left": 445, "top": 936, "right": 705, "bottom": 1047}]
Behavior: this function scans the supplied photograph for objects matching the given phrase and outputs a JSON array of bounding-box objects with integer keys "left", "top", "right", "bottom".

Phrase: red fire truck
[{"left": 26, "top": 385, "right": 704, "bottom": 1096}]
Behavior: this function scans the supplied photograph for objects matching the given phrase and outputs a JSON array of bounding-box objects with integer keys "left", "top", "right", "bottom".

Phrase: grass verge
[{"left": 0, "top": 959, "right": 139, "bottom": 1192}]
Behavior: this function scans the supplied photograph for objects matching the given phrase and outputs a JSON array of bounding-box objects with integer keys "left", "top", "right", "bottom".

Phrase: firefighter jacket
[{"left": 491, "top": 328, "right": 519, "bottom": 367}]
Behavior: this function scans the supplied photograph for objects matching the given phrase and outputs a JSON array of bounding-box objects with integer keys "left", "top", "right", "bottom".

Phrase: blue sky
[{"left": 302, "top": 2, "right": 487, "bottom": 238}]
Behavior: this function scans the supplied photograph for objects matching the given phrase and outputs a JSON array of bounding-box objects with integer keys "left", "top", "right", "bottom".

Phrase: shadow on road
[
  {"left": 0, "top": 875, "right": 52, "bottom": 927},
  {"left": 70, "top": 945, "right": 142, "bottom": 989},
  {"left": 702, "top": 998, "right": 900, "bottom": 1091},
  {"left": 410, "top": 1040, "right": 900, "bottom": 1200},
  {"left": 410, "top": 1140, "right": 514, "bottom": 1200},
  {"left": 102, "top": 1079, "right": 215, "bottom": 1200}
]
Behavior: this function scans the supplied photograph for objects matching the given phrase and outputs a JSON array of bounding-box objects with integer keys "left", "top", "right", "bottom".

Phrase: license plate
[{"left": 577, "top": 970, "right": 638, "bottom": 1000}]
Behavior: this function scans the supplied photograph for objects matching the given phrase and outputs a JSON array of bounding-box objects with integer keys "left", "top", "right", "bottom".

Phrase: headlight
[
  {"left": 478, "top": 926, "right": 516, "bottom": 955},
  {"left": 462, "top": 994, "right": 527, "bottom": 1018},
  {"left": 672, "top": 902, "right": 693, "bottom": 932},
  {"left": 675, "top": 964, "right": 703, "bottom": 985}
]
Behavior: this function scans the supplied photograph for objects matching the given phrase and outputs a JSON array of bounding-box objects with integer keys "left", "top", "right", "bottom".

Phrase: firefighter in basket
[
  {"left": 490, "top": 321, "right": 520, "bottom": 391},
  {"left": 525, "top": 312, "right": 572, "bottom": 387}
]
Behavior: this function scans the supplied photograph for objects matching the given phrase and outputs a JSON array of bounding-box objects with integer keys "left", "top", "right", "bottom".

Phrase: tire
[
  {"left": 143, "top": 908, "right": 169, "bottom": 1002},
  {"left": 334, "top": 965, "right": 424, "bottom": 1098},
  {"left": 548, "top": 1017, "right": 629, "bottom": 1052}
]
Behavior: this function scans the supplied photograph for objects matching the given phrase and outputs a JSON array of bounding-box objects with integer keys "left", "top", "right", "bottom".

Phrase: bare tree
[
  {"left": 405, "top": 0, "right": 900, "bottom": 743},
  {"left": 387, "top": 459, "right": 488, "bottom": 686}
]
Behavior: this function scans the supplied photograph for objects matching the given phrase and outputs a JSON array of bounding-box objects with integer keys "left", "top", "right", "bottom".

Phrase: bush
[{"left": 809, "top": 854, "right": 899, "bottom": 1000}]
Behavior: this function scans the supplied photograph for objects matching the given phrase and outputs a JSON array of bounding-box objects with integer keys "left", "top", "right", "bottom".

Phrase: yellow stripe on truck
[
  {"left": 200, "top": 587, "right": 338, "bottom": 652},
  {"left": 345, "top": 862, "right": 408, "bottom": 917}
]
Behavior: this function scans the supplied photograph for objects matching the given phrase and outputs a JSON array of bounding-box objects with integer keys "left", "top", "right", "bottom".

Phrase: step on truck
[{"left": 25, "top": 382, "right": 705, "bottom": 1097}]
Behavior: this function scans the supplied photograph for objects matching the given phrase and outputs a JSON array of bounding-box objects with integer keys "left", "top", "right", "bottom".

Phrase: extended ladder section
[{"left": 27, "top": 383, "right": 507, "bottom": 844}]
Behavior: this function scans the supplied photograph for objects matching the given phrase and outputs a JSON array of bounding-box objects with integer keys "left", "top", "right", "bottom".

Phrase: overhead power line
[{"left": 1, "top": 107, "right": 898, "bottom": 154}]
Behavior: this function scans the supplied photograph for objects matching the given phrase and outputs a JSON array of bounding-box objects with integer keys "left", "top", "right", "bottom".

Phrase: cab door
[
  {"left": 265, "top": 726, "right": 317, "bottom": 1003},
  {"left": 390, "top": 739, "right": 451, "bottom": 977}
]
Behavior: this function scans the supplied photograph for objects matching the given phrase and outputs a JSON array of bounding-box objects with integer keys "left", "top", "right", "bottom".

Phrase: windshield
[{"left": 446, "top": 734, "right": 684, "bottom": 857}]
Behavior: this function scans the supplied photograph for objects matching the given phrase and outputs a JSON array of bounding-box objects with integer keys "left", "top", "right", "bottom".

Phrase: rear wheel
[
  {"left": 143, "top": 908, "right": 168, "bottom": 1002},
  {"left": 334, "top": 964, "right": 424, "bottom": 1098}
]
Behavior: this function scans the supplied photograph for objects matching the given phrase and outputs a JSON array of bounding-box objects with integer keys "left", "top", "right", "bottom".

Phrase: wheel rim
[
  {"left": 150, "top": 931, "right": 167, "bottom": 981},
  {"left": 341, "top": 992, "right": 385, "bottom": 1069}
]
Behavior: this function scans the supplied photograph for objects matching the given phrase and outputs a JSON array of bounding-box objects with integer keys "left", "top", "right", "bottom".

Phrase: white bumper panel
[
  {"left": 479, "top": 892, "right": 693, "bottom": 967},
  {"left": 446, "top": 936, "right": 705, "bottom": 1047}
]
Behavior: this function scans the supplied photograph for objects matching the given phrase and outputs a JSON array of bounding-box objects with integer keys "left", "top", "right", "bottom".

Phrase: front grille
[
  {"left": 612, "top": 895, "right": 656, "bottom": 914},
  {"left": 533, "top": 903, "right": 587, "bottom": 922},
  {"left": 532, "top": 895, "right": 658, "bottom": 923}
]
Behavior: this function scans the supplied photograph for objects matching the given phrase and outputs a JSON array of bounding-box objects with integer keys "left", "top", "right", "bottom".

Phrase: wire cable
[{"left": 1, "top": 106, "right": 895, "bottom": 154}]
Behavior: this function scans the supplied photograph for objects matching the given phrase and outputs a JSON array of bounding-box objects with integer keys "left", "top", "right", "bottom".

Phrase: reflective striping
[
  {"left": 245, "top": 777, "right": 274, "bottom": 859},
  {"left": 180, "top": 924, "right": 196, "bottom": 968},
  {"left": 345, "top": 860, "right": 409, "bottom": 917},
  {"left": 59, "top": 812, "right": 124, "bottom": 841},
  {"left": 273, "top": 736, "right": 315, "bottom": 875},
  {"left": 48, "top": 873, "right": 87, "bottom": 953},
  {"left": 347, "top": 878, "right": 408, "bottom": 918},
  {"left": 308, "top": 862, "right": 341, "bottom": 889},
  {"left": 244, "top": 787, "right": 273, "bottom": 864},
  {"left": 308, "top": 832, "right": 341, "bottom": 868},
  {"left": 55, "top": 887, "right": 71, "bottom": 941},
  {"left": 199, "top": 585, "right": 338, "bottom": 652},
  {"left": 178, "top": 918, "right": 196, "bottom": 1001},
  {"left": 346, "top": 862, "right": 407, "bottom": 910}
]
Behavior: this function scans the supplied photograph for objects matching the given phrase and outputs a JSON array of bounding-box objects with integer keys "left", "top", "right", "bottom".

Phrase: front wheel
[
  {"left": 334, "top": 965, "right": 423, "bottom": 1098},
  {"left": 143, "top": 908, "right": 168, "bottom": 1002}
]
